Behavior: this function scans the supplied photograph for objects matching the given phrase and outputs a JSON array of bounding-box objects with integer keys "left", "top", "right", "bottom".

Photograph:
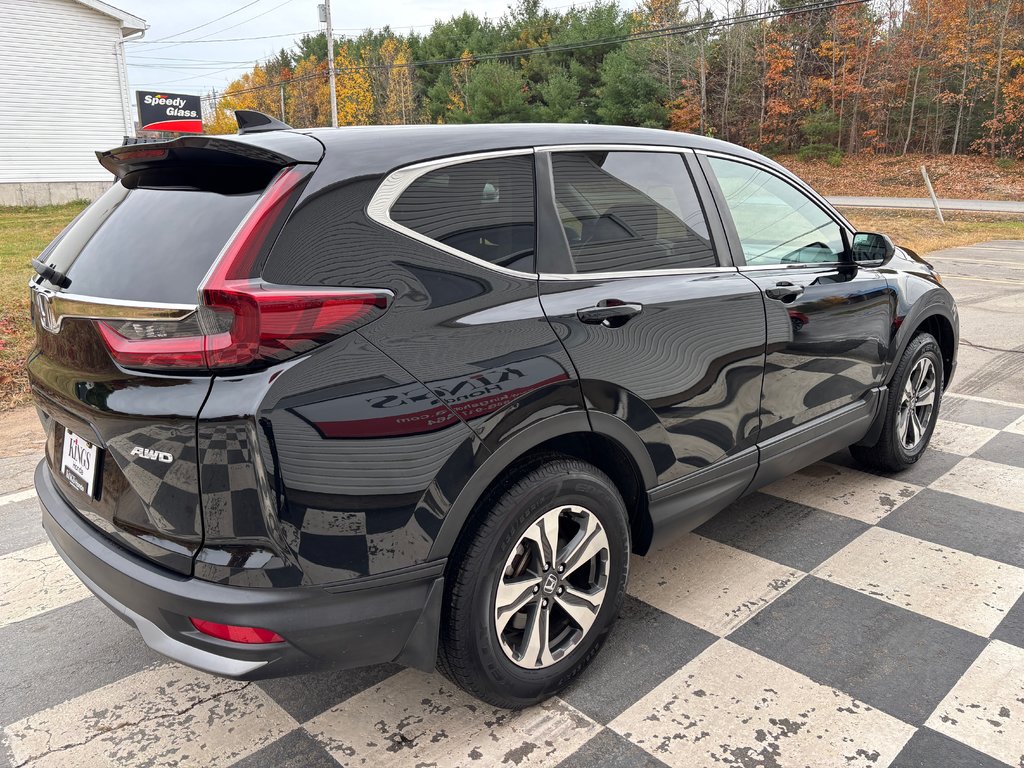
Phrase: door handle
[
  {"left": 764, "top": 281, "right": 804, "bottom": 302},
  {"left": 576, "top": 301, "right": 643, "bottom": 327}
]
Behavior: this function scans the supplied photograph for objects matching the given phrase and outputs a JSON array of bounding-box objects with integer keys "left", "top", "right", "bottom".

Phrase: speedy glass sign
[{"left": 136, "top": 90, "right": 203, "bottom": 133}]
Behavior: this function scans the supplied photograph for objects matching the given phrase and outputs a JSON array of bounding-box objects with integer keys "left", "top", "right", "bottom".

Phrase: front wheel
[
  {"left": 438, "top": 456, "right": 630, "bottom": 708},
  {"left": 851, "top": 332, "right": 944, "bottom": 472}
]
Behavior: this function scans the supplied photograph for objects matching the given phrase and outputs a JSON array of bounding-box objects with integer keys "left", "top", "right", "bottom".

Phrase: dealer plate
[{"left": 61, "top": 429, "right": 98, "bottom": 497}]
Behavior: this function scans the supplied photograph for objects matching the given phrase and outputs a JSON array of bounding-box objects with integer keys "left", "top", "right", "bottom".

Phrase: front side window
[
  {"left": 708, "top": 157, "right": 846, "bottom": 265},
  {"left": 390, "top": 154, "right": 536, "bottom": 272},
  {"left": 550, "top": 151, "right": 717, "bottom": 274}
]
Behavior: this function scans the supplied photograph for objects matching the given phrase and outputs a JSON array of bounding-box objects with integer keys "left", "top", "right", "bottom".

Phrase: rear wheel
[
  {"left": 438, "top": 456, "right": 630, "bottom": 708},
  {"left": 851, "top": 332, "right": 943, "bottom": 472}
]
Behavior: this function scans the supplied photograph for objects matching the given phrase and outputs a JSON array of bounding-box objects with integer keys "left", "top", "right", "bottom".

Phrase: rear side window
[
  {"left": 550, "top": 151, "right": 716, "bottom": 274},
  {"left": 390, "top": 155, "right": 536, "bottom": 272},
  {"left": 48, "top": 182, "right": 259, "bottom": 304}
]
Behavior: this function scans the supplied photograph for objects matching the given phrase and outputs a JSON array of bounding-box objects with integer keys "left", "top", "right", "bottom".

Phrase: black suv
[{"left": 30, "top": 117, "right": 957, "bottom": 708}]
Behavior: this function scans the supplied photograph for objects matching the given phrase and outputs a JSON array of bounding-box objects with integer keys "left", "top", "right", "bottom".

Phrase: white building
[{"left": 0, "top": 0, "right": 146, "bottom": 206}]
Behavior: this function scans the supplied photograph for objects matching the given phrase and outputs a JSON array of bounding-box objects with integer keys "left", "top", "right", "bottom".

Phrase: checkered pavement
[{"left": 1, "top": 389, "right": 1022, "bottom": 768}]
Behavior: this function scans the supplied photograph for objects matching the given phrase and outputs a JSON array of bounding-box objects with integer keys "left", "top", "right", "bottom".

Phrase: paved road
[
  {"left": 2, "top": 244, "right": 1024, "bottom": 767},
  {"left": 827, "top": 195, "right": 1024, "bottom": 214},
  {"left": 927, "top": 240, "right": 1024, "bottom": 406}
]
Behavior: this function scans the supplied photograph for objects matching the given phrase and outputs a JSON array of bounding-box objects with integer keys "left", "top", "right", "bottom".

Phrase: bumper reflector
[{"left": 190, "top": 618, "right": 285, "bottom": 644}]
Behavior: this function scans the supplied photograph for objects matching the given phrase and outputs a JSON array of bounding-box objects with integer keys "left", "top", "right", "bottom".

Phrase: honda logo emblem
[
  {"left": 542, "top": 573, "right": 558, "bottom": 595},
  {"left": 34, "top": 290, "right": 59, "bottom": 334}
]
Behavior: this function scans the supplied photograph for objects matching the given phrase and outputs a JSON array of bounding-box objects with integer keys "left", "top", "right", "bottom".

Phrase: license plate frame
[{"left": 61, "top": 428, "right": 99, "bottom": 498}]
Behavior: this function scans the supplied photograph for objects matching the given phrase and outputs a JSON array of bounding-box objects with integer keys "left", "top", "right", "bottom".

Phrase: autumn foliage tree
[
  {"left": 287, "top": 56, "right": 329, "bottom": 128},
  {"left": 447, "top": 50, "right": 475, "bottom": 118},
  {"left": 758, "top": 25, "right": 797, "bottom": 148},
  {"left": 379, "top": 38, "right": 416, "bottom": 124},
  {"left": 333, "top": 44, "right": 373, "bottom": 125},
  {"left": 204, "top": 64, "right": 288, "bottom": 134},
  {"left": 200, "top": 0, "right": 1024, "bottom": 158}
]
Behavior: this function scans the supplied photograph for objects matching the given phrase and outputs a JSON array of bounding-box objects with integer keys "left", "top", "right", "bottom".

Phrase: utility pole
[
  {"left": 280, "top": 83, "right": 286, "bottom": 122},
  {"left": 323, "top": 1, "right": 338, "bottom": 127}
]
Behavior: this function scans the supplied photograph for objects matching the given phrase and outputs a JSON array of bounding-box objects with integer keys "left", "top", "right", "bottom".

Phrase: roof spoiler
[
  {"left": 235, "top": 110, "right": 292, "bottom": 135},
  {"left": 96, "top": 133, "right": 321, "bottom": 181}
]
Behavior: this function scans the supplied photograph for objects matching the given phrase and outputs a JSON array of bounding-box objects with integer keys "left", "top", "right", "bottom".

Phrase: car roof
[{"left": 293, "top": 123, "right": 777, "bottom": 178}]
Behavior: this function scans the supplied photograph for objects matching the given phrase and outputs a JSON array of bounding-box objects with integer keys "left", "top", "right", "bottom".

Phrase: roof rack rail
[{"left": 235, "top": 110, "right": 292, "bottom": 135}]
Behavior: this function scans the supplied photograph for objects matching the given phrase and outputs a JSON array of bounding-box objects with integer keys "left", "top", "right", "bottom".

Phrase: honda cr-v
[{"left": 29, "top": 113, "right": 957, "bottom": 707}]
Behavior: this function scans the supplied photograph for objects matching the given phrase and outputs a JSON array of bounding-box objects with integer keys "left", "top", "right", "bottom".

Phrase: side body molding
[
  {"left": 643, "top": 447, "right": 758, "bottom": 554},
  {"left": 640, "top": 390, "right": 884, "bottom": 555}
]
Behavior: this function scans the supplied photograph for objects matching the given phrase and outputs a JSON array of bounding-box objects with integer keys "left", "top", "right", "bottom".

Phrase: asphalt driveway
[{"left": 2, "top": 242, "right": 1023, "bottom": 768}]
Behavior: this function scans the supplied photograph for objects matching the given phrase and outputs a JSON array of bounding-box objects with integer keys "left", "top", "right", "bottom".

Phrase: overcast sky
[{"left": 120, "top": 0, "right": 576, "bottom": 111}]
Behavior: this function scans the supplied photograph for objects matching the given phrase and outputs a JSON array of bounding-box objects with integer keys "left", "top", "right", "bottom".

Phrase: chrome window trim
[
  {"left": 737, "top": 262, "right": 844, "bottom": 272},
  {"left": 539, "top": 266, "right": 737, "bottom": 281},
  {"left": 536, "top": 143, "right": 694, "bottom": 154},
  {"left": 366, "top": 148, "right": 539, "bottom": 279},
  {"left": 29, "top": 283, "right": 196, "bottom": 334}
]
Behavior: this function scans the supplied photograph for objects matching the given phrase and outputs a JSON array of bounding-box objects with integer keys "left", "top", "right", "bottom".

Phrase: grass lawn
[
  {"left": 778, "top": 153, "right": 1024, "bottom": 201},
  {"left": 839, "top": 208, "right": 1024, "bottom": 255},
  {"left": 0, "top": 201, "right": 1021, "bottom": 412},
  {"left": 0, "top": 202, "right": 87, "bottom": 409}
]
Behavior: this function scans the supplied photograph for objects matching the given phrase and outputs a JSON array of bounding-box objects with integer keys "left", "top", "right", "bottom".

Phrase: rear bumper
[{"left": 37, "top": 460, "right": 443, "bottom": 679}]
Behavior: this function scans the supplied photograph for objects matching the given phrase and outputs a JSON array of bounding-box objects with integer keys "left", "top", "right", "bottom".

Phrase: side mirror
[{"left": 850, "top": 232, "right": 895, "bottom": 266}]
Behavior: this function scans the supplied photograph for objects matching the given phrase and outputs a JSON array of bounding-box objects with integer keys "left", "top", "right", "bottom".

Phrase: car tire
[
  {"left": 851, "top": 332, "right": 944, "bottom": 472},
  {"left": 437, "top": 455, "right": 630, "bottom": 709}
]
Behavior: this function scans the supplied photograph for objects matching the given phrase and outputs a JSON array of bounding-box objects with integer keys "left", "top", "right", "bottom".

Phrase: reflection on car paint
[
  {"left": 292, "top": 357, "right": 569, "bottom": 439},
  {"left": 540, "top": 272, "right": 766, "bottom": 483}
]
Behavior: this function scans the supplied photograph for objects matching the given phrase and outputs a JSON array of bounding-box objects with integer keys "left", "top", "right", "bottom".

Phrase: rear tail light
[
  {"left": 190, "top": 618, "right": 284, "bottom": 644},
  {"left": 97, "top": 166, "right": 392, "bottom": 372}
]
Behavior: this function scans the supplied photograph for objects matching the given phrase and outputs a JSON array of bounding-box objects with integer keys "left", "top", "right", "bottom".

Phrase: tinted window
[
  {"left": 53, "top": 182, "right": 259, "bottom": 303},
  {"left": 550, "top": 151, "right": 716, "bottom": 273},
  {"left": 708, "top": 157, "right": 845, "bottom": 265},
  {"left": 390, "top": 155, "right": 536, "bottom": 272}
]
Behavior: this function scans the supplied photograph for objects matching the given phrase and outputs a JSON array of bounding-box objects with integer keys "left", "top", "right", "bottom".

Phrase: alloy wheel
[
  {"left": 897, "top": 356, "right": 937, "bottom": 450},
  {"left": 493, "top": 505, "right": 610, "bottom": 669}
]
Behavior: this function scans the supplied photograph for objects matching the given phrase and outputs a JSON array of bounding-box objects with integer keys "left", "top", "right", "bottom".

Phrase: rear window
[
  {"left": 45, "top": 182, "right": 259, "bottom": 304},
  {"left": 390, "top": 155, "right": 536, "bottom": 272}
]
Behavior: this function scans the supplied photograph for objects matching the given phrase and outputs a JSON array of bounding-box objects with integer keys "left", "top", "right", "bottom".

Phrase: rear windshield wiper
[{"left": 32, "top": 258, "right": 71, "bottom": 289}]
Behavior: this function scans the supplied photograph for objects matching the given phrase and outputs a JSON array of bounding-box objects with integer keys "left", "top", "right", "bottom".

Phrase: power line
[
  {"left": 130, "top": 30, "right": 304, "bottom": 87},
  {"left": 128, "top": 56, "right": 264, "bottom": 63},
  {"left": 130, "top": 61, "right": 266, "bottom": 69},
  {"left": 192, "top": 0, "right": 299, "bottom": 39},
  {"left": 131, "top": 33, "right": 294, "bottom": 88},
  {"left": 207, "top": 0, "right": 851, "bottom": 96},
  {"left": 144, "top": 0, "right": 267, "bottom": 43},
  {"left": 197, "top": 0, "right": 870, "bottom": 103},
  {"left": 125, "top": 0, "right": 699, "bottom": 49},
  {"left": 127, "top": 29, "right": 319, "bottom": 44},
  {"left": 140, "top": 0, "right": 301, "bottom": 54},
  {"left": 134, "top": 63, "right": 254, "bottom": 87}
]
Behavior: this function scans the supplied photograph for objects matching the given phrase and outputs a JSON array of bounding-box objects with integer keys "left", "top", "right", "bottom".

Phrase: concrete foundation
[{"left": 0, "top": 181, "right": 111, "bottom": 207}]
